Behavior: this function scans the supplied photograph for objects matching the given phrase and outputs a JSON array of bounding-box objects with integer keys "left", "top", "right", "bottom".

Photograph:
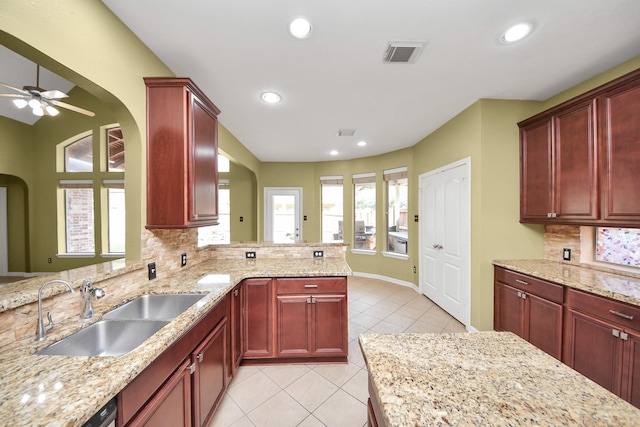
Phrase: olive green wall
[
  {"left": 229, "top": 161, "right": 258, "bottom": 242},
  {"left": 1, "top": 0, "right": 174, "bottom": 266}
]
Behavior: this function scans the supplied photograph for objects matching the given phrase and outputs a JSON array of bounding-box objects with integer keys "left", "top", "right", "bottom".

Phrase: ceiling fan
[{"left": 0, "top": 64, "right": 95, "bottom": 117}]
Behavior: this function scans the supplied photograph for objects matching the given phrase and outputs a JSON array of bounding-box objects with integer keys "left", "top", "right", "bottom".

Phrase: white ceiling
[{"left": 2, "top": 1, "right": 640, "bottom": 162}]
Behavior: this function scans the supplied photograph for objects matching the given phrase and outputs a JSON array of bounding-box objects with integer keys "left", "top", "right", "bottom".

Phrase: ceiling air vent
[
  {"left": 383, "top": 42, "right": 426, "bottom": 63},
  {"left": 337, "top": 128, "right": 357, "bottom": 137}
]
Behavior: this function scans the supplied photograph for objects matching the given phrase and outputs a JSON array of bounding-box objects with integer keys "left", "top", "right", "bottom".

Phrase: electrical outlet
[
  {"left": 563, "top": 248, "right": 571, "bottom": 261},
  {"left": 47, "top": 257, "right": 52, "bottom": 264},
  {"left": 181, "top": 253, "right": 187, "bottom": 267},
  {"left": 148, "top": 262, "right": 157, "bottom": 280},
  {"left": 413, "top": 266, "right": 416, "bottom": 273},
  {"left": 313, "top": 250, "right": 324, "bottom": 258},
  {"left": 245, "top": 251, "right": 256, "bottom": 259}
]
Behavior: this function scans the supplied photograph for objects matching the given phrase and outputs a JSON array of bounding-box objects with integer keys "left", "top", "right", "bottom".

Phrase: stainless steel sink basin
[
  {"left": 36, "top": 320, "right": 168, "bottom": 356},
  {"left": 103, "top": 294, "right": 205, "bottom": 321}
]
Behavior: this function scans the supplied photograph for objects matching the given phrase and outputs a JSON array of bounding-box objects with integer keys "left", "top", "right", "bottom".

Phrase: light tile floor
[{"left": 209, "top": 275, "right": 466, "bottom": 427}]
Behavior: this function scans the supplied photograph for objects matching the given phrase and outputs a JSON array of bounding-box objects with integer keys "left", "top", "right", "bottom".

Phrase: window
[
  {"left": 385, "top": 167, "right": 408, "bottom": 254},
  {"left": 65, "top": 134, "right": 93, "bottom": 172},
  {"left": 198, "top": 155, "right": 231, "bottom": 246},
  {"left": 107, "top": 127, "right": 125, "bottom": 172},
  {"left": 198, "top": 181, "right": 230, "bottom": 246},
  {"left": 105, "top": 181, "right": 125, "bottom": 253},
  {"left": 321, "top": 176, "right": 343, "bottom": 243},
  {"left": 353, "top": 173, "right": 376, "bottom": 250},
  {"left": 58, "top": 126, "right": 125, "bottom": 256},
  {"left": 61, "top": 181, "right": 95, "bottom": 253},
  {"left": 595, "top": 227, "right": 640, "bottom": 268}
]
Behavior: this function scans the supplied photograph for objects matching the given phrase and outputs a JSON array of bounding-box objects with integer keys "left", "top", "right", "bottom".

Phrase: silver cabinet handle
[
  {"left": 610, "top": 310, "right": 634, "bottom": 320},
  {"left": 515, "top": 279, "right": 529, "bottom": 285},
  {"left": 304, "top": 284, "right": 318, "bottom": 288}
]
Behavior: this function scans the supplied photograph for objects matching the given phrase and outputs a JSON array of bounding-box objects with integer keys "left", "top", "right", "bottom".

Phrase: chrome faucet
[
  {"left": 80, "top": 279, "right": 106, "bottom": 319},
  {"left": 35, "top": 279, "right": 75, "bottom": 342}
]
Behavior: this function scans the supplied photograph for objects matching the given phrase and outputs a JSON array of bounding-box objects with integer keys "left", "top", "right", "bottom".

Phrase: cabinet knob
[
  {"left": 197, "top": 353, "right": 204, "bottom": 363},
  {"left": 234, "top": 289, "right": 239, "bottom": 297}
]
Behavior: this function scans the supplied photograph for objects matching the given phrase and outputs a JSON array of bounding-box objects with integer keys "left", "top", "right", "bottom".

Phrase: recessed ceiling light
[
  {"left": 290, "top": 18, "right": 312, "bottom": 39},
  {"left": 330, "top": 150, "right": 339, "bottom": 156},
  {"left": 261, "top": 92, "right": 282, "bottom": 104},
  {"left": 502, "top": 22, "right": 533, "bottom": 43},
  {"left": 357, "top": 141, "right": 367, "bottom": 147}
]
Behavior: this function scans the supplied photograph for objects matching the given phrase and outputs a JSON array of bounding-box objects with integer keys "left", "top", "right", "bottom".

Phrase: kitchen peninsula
[
  {"left": 0, "top": 244, "right": 351, "bottom": 426},
  {"left": 360, "top": 332, "right": 640, "bottom": 426}
]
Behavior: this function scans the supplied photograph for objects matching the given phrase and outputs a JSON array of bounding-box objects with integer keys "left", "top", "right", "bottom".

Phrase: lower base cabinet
[
  {"left": 127, "top": 360, "right": 192, "bottom": 427},
  {"left": 493, "top": 267, "right": 563, "bottom": 359},
  {"left": 118, "top": 295, "right": 230, "bottom": 427},
  {"left": 563, "top": 288, "right": 640, "bottom": 406}
]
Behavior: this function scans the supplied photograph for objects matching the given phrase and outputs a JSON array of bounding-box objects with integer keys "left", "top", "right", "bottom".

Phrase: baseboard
[{"left": 351, "top": 271, "right": 419, "bottom": 293}]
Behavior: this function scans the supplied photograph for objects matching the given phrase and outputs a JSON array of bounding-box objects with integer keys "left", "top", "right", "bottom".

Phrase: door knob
[{"left": 432, "top": 244, "right": 443, "bottom": 250}]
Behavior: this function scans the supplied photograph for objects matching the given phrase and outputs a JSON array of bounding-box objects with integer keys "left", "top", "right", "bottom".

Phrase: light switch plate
[{"left": 563, "top": 248, "right": 571, "bottom": 261}]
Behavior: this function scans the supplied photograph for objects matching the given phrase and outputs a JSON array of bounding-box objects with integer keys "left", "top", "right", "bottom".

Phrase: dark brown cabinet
[
  {"left": 145, "top": 77, "right": 221, "bottom": 228},
  {"left": 192, "top": 317, "right": 228, "bottom": 427},
  {"left": 519, "top": 98, "right": 597, "bottom": 223},
  {"left": 599, "top": 77, "right": 640, "bottom": 225},
  {"left": 275, "top": 277, "right": 348, "bottom": 359},
  {"left": 494, "top": 267, "right": 563, "bottom": 360},
  {"left": 230, "top": 283, "right": 243, "bottom": 375},
  {"left": 127, "top": 359, "right": 192, "bottom": 427},
  {"left": 519, "top": 68, "right": 640, "bottom": 227},
  {"left": 242, "top": 278, "right": 274, "bottom": 359},
  {"left": 118, "top": 295, "right": 230, "bottom": 427},
  {"left": 563, "top": 288, "right": 640, "bottom": 406}
]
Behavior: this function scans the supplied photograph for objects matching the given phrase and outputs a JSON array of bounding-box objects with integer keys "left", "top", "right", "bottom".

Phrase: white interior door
[
  {"left": 264, "top": 187, "right": 303, "bottom": 243},
  {"left": 0, "top": 187, "right": 7, "bottom": 275},
  {"left": 419, "top": 159, "right": 470, "bottom": 326}
]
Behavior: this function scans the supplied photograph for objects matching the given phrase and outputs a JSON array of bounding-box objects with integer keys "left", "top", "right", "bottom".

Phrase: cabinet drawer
[
  {"left": 276, "top": 277, "right": 346, "bottom": 294},
  {"left": 566, "top": 288, "right": 640, "bottom": 332},
  {"left": 495, "top": 267, "right": 563, "bottom": 304}
]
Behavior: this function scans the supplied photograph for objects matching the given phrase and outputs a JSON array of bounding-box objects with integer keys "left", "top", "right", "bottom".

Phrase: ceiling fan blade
[
  {"left": 49, "top": 99, "right": 95, "bottom": 117},
  {"left": 0, "top": 81, "right": 29, "bottom": 95},
  {"left": 40, "top": 89, "right": 68, "bottom": 100},
  {"left": 0, "top": 93, "right": 27, "bottom": 98}
]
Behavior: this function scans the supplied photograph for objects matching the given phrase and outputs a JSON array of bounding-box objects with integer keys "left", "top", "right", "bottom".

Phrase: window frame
[
  {"left": 352, "top": 172, "right": 377, "bottom": 253},
  {"left": 383, "top": 167, "right": 409, "bottom": 258}
]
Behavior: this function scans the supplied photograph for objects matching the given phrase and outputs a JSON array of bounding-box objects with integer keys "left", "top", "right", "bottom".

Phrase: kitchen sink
[
  {"left": 103, "top": 294, "right": 205, "bottom": 321},
  {"left": 36, "top": 320, "right": 169, "bottom": 357}
]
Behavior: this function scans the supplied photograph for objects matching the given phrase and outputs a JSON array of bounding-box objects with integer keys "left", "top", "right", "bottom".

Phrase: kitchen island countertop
[{"left": 359, "top": 331, "right": 640, "bottom": 426}]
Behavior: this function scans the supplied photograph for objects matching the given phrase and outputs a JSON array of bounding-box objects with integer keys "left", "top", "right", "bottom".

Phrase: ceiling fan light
[
  {"left": 28, "top": 98, "right": 40, "bottom": 109},
  {"left": 32, "top": 106, "right": 44, "bottom": 116},
  {"left": 46, "top": 105, "right": 59, "bottom": 116},
  {"left": 12, "top": 99, "right": 28, "bottom": 109}
]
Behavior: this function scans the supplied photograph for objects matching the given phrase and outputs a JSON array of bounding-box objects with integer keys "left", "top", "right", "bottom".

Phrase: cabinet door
[
  {"left": 520, "top": 118, "right": 553, "bottom": 222},
  {"left": 622, "top": 330, "right": 640, "bottom": 408},
  {"left": 313, "top": 294, "right": 348, "bottom": 356},
  {"left": 526, "top": 293, "right": 563, "bottom": 360},
  {"left": 190, "top": 95, "right": 219, "bottom": 225},
  {"left": 231, "top": 283, "right": 243, "bottom": 375},
  {"left": 553, "top": 99, "right": 598, "bottom": 221},
  {"left": 192, "top": 318, "right": 228, "bottom": 427},
  {"left": 243, "top": 278, "right": 274, "bottom": 358},
  {"left": 494, "top": 282, "right": 525, "bottom": 337},
  {"left": 277, "top": 295, "right": 313, "bottom": 357},
  {"left": 563, "top": 308, "right": 623, "bottom": 394},
  {"left": 599, "top": 79, "right": 640, "bottom": 225},
  {"left": 127, "top": 360, "right": 192, "bottom": 427}
]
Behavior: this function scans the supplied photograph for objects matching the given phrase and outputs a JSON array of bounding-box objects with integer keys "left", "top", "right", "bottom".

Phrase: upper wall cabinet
[
  {"left": 599, "top": 78, "right": 640, "bottom": 224},
  {"left": 145, "top": 78, "right": 221, "bottom": 228},
  {"left": 519, "top": 68, "right": 640, "bottom": 227}
]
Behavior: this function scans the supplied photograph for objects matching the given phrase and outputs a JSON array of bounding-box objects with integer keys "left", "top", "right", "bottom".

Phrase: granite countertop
[
  {"left": 493, "top": 259, "right": 640, "bottom": 307},
  {"left": 0, "top": 257, "right": 351, "bottom": 427},
  {"left": 359, "top": 332, "right": 640, "bottom": 426}
]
